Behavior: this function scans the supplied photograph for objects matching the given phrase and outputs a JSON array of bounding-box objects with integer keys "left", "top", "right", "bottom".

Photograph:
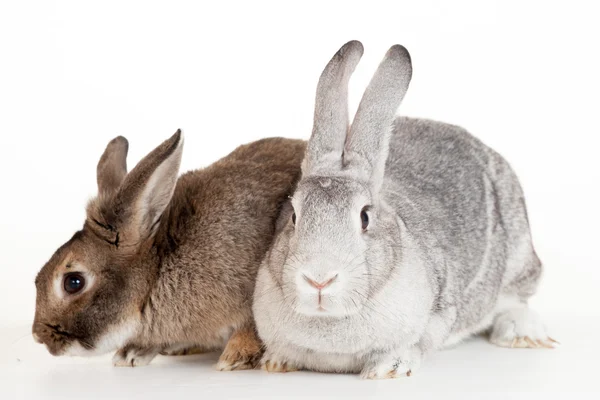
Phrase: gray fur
[
  {"left": 345, "top": 44, "right": 412, "bottom": 192},
  {"left": 253, "top": 41, "right": 548, "bottom": 379},
  {"left": 303, "top": 40, "right": 363, "bottom": 176}
]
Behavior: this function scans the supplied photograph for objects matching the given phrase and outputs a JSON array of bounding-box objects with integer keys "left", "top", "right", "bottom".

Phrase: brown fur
[{"left": 33, "top": 131, "right": 306, "bottom": 369}]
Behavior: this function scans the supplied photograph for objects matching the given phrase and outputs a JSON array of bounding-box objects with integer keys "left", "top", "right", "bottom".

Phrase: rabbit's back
[
  {"left": 144, "top": 138, "right": 306, "bottom": 343},
  {"left": 385, "top": 117, "right": 540, "bottom": 332}
]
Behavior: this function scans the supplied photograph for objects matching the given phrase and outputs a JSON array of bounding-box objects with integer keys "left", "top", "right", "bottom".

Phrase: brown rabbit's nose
[
  {"left": 32, "top": 332, "right": 43, "bottom": 344},
  {"left": 303, "top": 273, "right": 338, "bottom": 290}
]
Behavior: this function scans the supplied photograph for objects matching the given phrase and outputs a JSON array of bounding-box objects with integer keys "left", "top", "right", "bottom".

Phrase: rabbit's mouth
[{"left": 33, "top": 322, "right": 94, "bottom": 356}]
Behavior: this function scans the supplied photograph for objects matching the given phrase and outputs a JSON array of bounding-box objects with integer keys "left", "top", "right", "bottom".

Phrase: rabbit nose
[
  {"left": 32, "top": 332, "right": 43, "bottom": 344},
  {"left": 302, "top": 273, "right": 338, "bottom": 290}
]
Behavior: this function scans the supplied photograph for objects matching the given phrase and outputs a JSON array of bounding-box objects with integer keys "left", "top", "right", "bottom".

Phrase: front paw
[
  {"left": 260, "top": 351, "right": 299, "bottom": 373},
  {"left": 113, "top": 345, "right": 158, "bottom": 367},
  {"left": 360, "top": 347, "right": 421, "bottom": 380}
]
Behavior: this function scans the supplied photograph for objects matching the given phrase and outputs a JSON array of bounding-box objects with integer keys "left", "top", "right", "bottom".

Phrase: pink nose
[{"left": 303, "top": 274, "right": 338, "bottom": 290}]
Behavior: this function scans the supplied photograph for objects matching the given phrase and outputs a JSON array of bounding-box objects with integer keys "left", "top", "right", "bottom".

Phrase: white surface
[
  {"left": 0, "top": 0, "right": 599, "bottom": 398},
  {"left": 2, "top": 317, "right": 598, "bottom": 398}
]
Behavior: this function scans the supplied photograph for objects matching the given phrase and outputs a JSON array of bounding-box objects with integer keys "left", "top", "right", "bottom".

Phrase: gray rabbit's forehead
[{"left": 294, "top": 176, "right": 370, "bottom": 212}]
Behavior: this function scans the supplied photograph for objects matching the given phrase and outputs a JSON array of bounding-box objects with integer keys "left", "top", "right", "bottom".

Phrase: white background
[{"left": 1, "top": 0, "right": 599, "bottom": 398}]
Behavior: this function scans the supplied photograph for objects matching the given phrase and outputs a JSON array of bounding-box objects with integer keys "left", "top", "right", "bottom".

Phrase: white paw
[
  {"left": 260, "top": 351, "right": 299, "bottom": 373},
  {"left": 490, "top": 307, "right": 558, "bottom": 349},
  {"left": 360, "top": 347, "right": 421, "bottom": 380},
  {"left": 112, "top": 347, "right": 157, "bottom": 367}
]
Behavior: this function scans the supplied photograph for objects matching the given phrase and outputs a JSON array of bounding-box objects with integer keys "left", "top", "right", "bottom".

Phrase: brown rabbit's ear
[
  {"left": 114, "top": 129, "right": 184, "bottom": 246},
  {"left": 88, "top": 130, "right": 184, "bottom": 249},
  {"left": 97, "top": 136, "right": 129, "bottom": 196}
]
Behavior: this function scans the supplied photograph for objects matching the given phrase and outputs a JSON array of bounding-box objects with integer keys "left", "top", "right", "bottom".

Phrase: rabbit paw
[
  {"left": 216, "top": 326, "right": 263, "bottom": 371},
  {"left": 490, "top": 307, "right": 558, "bottom": 349},
  {"left": 260, "top": 352, "right": 299, "bottom": 373},
  {"left": 113, "top": 345, "right": 159, "bottom": 367},
  {"left": 360, "top": 347, "right": 421, "bottom": 380}
]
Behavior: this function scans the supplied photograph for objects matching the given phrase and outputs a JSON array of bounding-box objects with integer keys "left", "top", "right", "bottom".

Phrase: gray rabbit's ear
[
  {"left": 97, "top": 136, "right": 129, "bottom": 196},
  {"left": 344, "top": 45, "right": 412, "bottom": 192},
  {"left": 302, "top": 40, "right": 364, "bottom": 176}
]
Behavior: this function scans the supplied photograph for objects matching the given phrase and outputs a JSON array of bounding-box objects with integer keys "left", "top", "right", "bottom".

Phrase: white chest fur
[{"left": 253, "top": 254, "right": 433, "bottom": 373}]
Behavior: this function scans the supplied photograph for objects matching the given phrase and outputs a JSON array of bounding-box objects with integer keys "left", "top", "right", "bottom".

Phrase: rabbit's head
[
  {"left": 265, "top": 41, "right": 412, "bottom": 318},
  {"left": 32, "top": 131, "right": 183, "bottom": 356}
]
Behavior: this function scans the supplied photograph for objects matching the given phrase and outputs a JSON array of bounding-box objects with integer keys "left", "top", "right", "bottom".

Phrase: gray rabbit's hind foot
[{"left": 489, "top": 306, "right": 558, "bottom": 349}]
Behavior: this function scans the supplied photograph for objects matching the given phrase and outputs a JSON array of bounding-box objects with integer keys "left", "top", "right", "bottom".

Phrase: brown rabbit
[{"left": 32, "top": 129, "right": 306, "bottom": 369}]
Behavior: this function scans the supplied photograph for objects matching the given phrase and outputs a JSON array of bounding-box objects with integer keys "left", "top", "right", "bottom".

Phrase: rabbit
[
  {"left": 32, "top": 129, "right": 306, "bottom": 370},
  {"left": 252, "top": 40, "right": 555, "bottom": 380}
]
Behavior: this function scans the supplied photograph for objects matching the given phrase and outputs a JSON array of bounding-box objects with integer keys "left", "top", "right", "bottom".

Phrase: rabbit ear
[
  {"left": 112, "top": 129, "right": 183, "bottom": 245},
  {"left": 88, "top": 130, "right": 183, "bottom": 248},
  {"left": 344, "top": 45, "right": 412, "bottom": 192},
  {"left": 97, "top": 136, "right": 128, "bottom": 196},
  {"left": 302, "top": 40, "right": 364, "bottom": 176}
]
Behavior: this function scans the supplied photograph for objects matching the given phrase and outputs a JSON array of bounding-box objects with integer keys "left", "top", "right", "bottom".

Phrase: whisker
[{"left": 10, "top": 332, "right": 34, "bottom": 347}]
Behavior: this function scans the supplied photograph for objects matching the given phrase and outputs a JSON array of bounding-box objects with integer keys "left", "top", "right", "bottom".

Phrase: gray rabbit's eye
[
  {"left": 63, "top": 273, "right": 86, "bottom": 295},
  {"left": 361, "top": 208, "right": 369, "bottom": 231},
  {"left": 291, "top": 212, "right": 296, "bottom": 226}
]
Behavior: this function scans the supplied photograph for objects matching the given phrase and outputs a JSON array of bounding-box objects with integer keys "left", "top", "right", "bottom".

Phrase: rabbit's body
[
  {"left": 255, "top": 117, "right": 541, "bottom": 373},
  {"left": 129, "top": 138, "right": 307, "bottom": 350},
  {"left": 33, "top": 133, "right": 305, "bottom": 370},
  {"left": 386, "top": 117, "right": 541, "bottom": 334},
  {"left": 253, "top": 42, "right": 552, "bottom": 379}
]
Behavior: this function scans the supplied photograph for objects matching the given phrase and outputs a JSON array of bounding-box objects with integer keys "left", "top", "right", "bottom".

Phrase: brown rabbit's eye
[
  {"left": 64, "top": 273, "right": 85, "bottom": 294},
  {"left": 360, "top": 208, "right": 369, "bottom": 231},
  {"left": 291, "top": 212, "right": 296, "bottom": 225}
]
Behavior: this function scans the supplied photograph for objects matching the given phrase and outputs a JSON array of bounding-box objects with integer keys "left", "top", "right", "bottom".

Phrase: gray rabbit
[{"left": 252, "top": 40, "right": 554, "bottom": 379}]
